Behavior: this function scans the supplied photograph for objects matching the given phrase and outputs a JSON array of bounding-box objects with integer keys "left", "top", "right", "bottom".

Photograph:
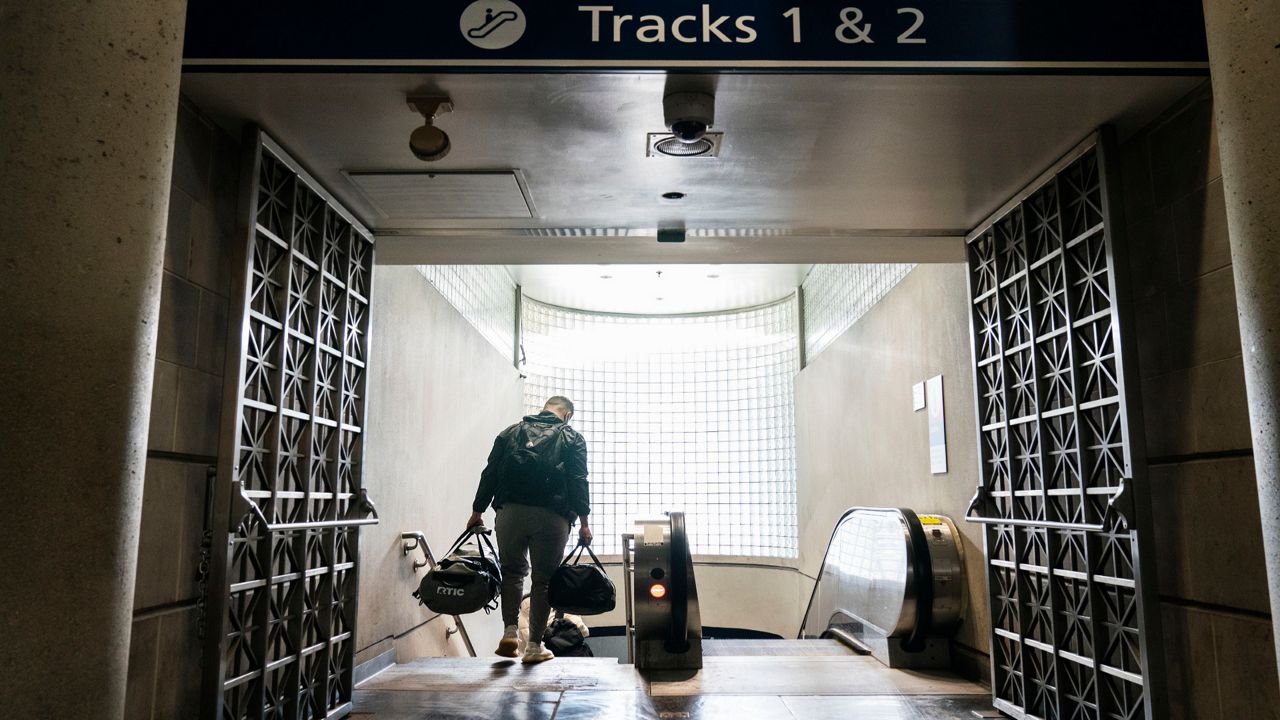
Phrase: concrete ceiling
[
  {"left": 510, "top": 264, "right": 811, "bottom": 314},
  {"left": 181, "top": 71, "right": 1202, "bottom": 264}
]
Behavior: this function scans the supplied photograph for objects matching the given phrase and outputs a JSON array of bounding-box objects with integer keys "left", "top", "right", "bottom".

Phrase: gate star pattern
[
  {"left": 964, "top": 140, "right": 1159, "bottom": 720},
  {"left": 210, "top": 136, "right": 374, "bottom": 720}
]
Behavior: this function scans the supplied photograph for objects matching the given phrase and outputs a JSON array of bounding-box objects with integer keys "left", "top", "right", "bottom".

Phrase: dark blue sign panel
[{"left": 183, "top": 1, "right": 1208, "bottom": 72}]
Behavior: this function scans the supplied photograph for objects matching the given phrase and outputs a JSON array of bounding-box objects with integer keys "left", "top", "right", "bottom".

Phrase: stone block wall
[
  {"left": 1120, "top": 82, "right": 1278, "bottom": 719},
  {"left": 126, "top": 99, "right": 240, "bottom": 720}
]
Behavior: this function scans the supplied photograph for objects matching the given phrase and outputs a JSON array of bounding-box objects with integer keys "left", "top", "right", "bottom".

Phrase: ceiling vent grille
[
  {"left": 344, "top": 170, "right": 533, "bottom": 220},
  {"left": 647, "top": 132, "right": 723, "bottom": 158}
]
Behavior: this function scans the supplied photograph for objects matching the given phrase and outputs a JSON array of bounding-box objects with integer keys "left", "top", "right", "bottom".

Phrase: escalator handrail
[
  {"left": 666, "top": 512, "right": 692, "bottom": 653},
  {"left": 797, "top": 507, "right": 935, "bottom": 643},
  {"left": 897, "top": 508, "right": 934, "bottom": 651}
]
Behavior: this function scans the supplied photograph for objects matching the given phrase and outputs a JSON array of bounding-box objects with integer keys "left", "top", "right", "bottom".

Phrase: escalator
[
  {"left": 621, "top": 507, "right": 965, "bottom": 671},
  {"left": 799, "top": 507, "right": 966, "bottom": 668}
]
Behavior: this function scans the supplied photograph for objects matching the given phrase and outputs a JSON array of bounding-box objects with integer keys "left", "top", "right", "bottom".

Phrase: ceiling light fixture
[
  {"left": 662, "top": 191, "right": 686, "bottom": 200},
  {"left": 407, "top": 94, "right": 453, "bottom": 162}
]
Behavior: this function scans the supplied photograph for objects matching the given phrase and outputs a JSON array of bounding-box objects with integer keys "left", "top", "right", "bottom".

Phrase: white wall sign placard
[{"left": 926, "top": 374, "right": 947, "bottom": 474}]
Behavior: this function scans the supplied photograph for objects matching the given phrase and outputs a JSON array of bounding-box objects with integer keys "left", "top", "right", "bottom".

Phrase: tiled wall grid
[
  {"left": 416, "top": 265, "right": 516, "bottom": 361},
  {"left": 802, "top": 263, "right": 915, "bottom": 362},
  {"left": 520, "top": 298, "right": 802, "bottom": 558}
]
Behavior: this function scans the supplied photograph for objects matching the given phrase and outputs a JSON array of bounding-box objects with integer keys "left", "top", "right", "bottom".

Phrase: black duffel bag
[
  {"left": 413, "top": 527, "right": 501, "bottom": 615},
  {"left": 548, "top": 541, "right": 615, "bottom": 615},
  {"left": 543, "top": 617, "right": 594, "bottom": 657}
]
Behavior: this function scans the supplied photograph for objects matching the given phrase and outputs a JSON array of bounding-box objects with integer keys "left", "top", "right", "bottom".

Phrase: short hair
[{"left": 544, "top": 396, "right": 575, "bottom": 414}]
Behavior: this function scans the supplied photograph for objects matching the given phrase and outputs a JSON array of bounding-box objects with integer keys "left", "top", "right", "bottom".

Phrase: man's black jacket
[{"left": 472, "top": 410, "right": 590, "bottom": 521}]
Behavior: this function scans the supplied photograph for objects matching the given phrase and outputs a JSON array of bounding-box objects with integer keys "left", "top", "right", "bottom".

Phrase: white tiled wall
[
  {"left": 521, "top": 298, "right": 800, "bottom": 558},
  {"left": 415, "top": 265, "right": 516, "bottom": 362},
  {"left": 802, "top": 264, "right": 914, "bottom": 362}
]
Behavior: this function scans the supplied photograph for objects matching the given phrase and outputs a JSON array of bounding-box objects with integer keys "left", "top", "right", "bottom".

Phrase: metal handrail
[
  {"left": 621, "top": 533, "right": 635, "bottom": 664},
  {"left": 401, "top": 531, "right": 434, "bottom": 571},
  {"left": 401, "top": 531, "right": 476, "bottom": 657},
  {"left": 269, "top": 518, "right": 380, "bottom": 531},
  {"left": 963, "top": 476, "right": 1135, "bottom": 533},
  {"left": 229, "top": 480, "right": 379, "bottom": 533}
]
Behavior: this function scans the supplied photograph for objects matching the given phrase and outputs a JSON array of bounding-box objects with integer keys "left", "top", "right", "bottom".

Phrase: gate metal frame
[
  {"left": 962, "top": 129, "right": 1166, "bottom": 720},
  {"left": 202, "top": 129, "right": 377, "bottom": 720}
]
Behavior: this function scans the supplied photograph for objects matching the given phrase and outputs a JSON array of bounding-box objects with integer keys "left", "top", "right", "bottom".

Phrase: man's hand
[
  {"left": 578, "top": 521, "right": 593, "bottom": 546},
  {"left": 466, "top": 511, "right": 484, "bottom": 531}
]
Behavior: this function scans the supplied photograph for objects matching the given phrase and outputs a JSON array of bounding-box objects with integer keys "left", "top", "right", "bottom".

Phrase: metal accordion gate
[
  {"left": 202, "top": 130, "right": 378, "bottom": 720},
  {"left": 963, "top": 131, "right": 1166, "bottom": 720}
]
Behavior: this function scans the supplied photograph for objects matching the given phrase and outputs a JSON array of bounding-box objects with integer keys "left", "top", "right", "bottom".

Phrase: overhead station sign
[{"left": 183, "top": 0, "right": 1208, "bottom": 72}]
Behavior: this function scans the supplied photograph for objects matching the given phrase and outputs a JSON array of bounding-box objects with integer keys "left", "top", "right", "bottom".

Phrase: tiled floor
[{"left": 352, "top": 649, "right": 997, "bottom": 719}]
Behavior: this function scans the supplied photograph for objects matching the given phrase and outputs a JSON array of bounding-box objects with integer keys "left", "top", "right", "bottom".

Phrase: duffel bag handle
[
  {"left": 472, "top": 527, "right": 499, "bottom": 564},
  {"left": 560, "top": 540, "right": 605, "bottom": 570},
  {"left": 445, "top": 525, "right": 497, "bottom": 560}
]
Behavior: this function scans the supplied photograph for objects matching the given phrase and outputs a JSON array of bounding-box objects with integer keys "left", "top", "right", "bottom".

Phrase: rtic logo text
[{"left": 436, "top": 586, "right": 465, "bottom": 596}]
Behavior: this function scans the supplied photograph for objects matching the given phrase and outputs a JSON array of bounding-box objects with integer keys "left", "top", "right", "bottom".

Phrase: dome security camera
[
  {"left": 407, "top": 95, "right": 454, "bottom": 162},
  {"left": 663, "top": 91, "right": 715, "bottom": 144}
]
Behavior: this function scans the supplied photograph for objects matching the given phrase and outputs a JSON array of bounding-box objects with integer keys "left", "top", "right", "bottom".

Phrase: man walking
[{"left": 468, "top": 396, "right": 591, "bottom": 664}]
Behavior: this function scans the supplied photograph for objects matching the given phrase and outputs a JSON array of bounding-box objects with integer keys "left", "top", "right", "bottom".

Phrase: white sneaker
[
  {"left": 522, "top": 641, "right": 555, "bottom": 664},
  {"left": 495, "top": 626, "right": 519, "bottom": 658}
]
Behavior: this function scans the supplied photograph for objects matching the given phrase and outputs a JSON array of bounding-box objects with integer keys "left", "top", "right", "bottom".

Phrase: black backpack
[
  {"left": 543, "top": 617, "right": 594, "bottom": 657},
  {"left": 500, "top": 421, "right": 568, "bottom": 506},
  {"left": 413, "top": 528, "right": 501, "bottom": 615},
  {"left": 548, "top": 542, "right": 616, "bottom": 616}
]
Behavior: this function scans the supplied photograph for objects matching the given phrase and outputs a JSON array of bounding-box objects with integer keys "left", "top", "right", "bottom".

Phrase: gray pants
[{"left": 495, "top": 504, "right": 570, "bottom": 645}]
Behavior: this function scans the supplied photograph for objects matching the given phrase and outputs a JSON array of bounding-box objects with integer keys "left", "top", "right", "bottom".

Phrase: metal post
[
  {"left": 797, "top": 287, "right": 808, "bottom": 370},
  {"left": 621, "top": 533, "right": 635, "bottom": 664},
  {"left": 513, "top": 284, "right": 523, "bottom": 369}
]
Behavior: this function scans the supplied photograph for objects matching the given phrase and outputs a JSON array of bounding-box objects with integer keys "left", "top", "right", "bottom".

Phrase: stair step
[
  {"left": 360, "top": 656, "right": 642, "bottom": 693},
  {"left": 701, "top": 639, "right": 855, "bottom": 657}
]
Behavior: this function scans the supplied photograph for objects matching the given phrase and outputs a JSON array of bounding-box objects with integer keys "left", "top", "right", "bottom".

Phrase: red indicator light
[{"left": 649, "top": 583, "right": 668, "bottom": 599}]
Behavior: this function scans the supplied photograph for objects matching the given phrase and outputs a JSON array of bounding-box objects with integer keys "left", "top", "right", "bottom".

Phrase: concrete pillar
[
  {"left": 0, "top": 1, "right": 187, "bottom": 717},
  {"left": 1202, "top": 0, "right": 1280, "bottom": 683}
]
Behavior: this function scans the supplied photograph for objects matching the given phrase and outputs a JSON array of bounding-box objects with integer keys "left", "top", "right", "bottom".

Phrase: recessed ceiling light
[
  {"left": 707, "top": 274, "right": 720, "bottom": 279},
  {"left": 661, "top": 191, "right": 686, "bottom": 200},
  {"left": 600, "top": 275, "right": 613, "bottom": 279}
]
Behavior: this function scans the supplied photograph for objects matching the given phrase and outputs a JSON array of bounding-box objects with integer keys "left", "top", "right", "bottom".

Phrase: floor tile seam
[{"left": 650, "top": 686, "right": 988, "bottom": 691}]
